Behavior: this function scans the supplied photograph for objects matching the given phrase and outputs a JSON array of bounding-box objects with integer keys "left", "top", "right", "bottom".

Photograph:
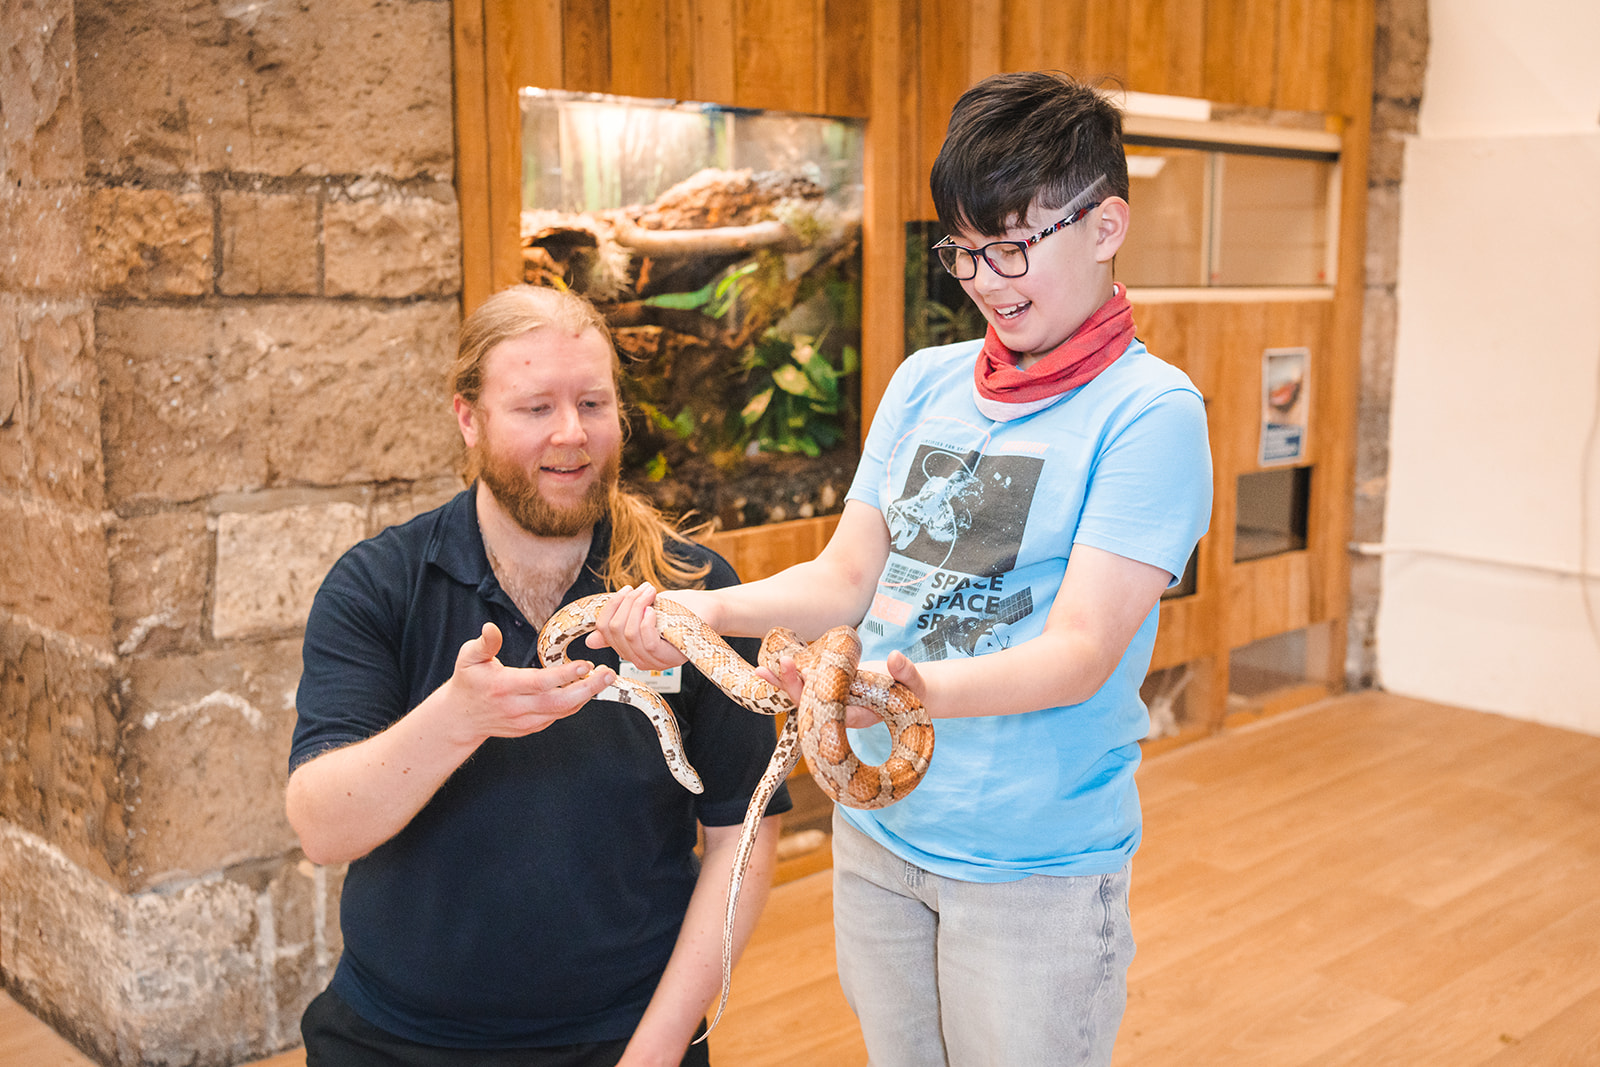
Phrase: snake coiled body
[{"left": 537, "top": 592, "right": 934, "bottom": 1036}]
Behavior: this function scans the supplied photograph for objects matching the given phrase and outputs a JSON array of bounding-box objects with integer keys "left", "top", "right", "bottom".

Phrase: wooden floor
[{"left": 5, "top": 691, "right": 1599, "bottom": 1066}]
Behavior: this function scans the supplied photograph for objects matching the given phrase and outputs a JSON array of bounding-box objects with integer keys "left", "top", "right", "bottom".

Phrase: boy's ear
[{"left": 1093, "top": 197, "right": 1131, "bottom": 264}]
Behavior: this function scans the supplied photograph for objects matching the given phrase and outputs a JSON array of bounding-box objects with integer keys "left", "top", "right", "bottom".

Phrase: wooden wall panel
[
  {"left": 1079, "top": 0, "right": 1133, "bottom": 86},
  {"left": 561, "top": 0, "right": 612, "bottom": 90},
  {"left": 1150, "top": 593, "right": 1206, "bottom": 670},
  {"left": 913, "top": 0, "right": 972, "bottom": 219},
  {"left": 1037, "top": 3, "right": 1079, "bottom": 78},
  {"left": 908, "top": 0, "right": 1368, "bottom": 215},
  {"left": 1318, "top": 0, "right": 1375, "bottom": 656},
  {"left": 482, "top": 0, "right": 529, "bottom": 294},
  {"left": 735, "top": 0, "right": 820, "bottom": 113},
  {"left": 704, "top": 515, "right": 842, "bottom": 582},
  {"left": 665, "top": 0, "right": 697, "bottom": 99},
  {"left": 1135, "top": 296, "right": 1341, "bottom": 724},
  {"left": 822, "top": 0, "right": 872, "bottom": 118},
  {"left": 512, "top": 0, "right": 565, "bottom": 91},
  {"left": 1274, "top": 0, "right": 1335, "bottom": 112},
  {"left": 967, "top": 0, "right": 1004, "bottom": 85},
  {"left": 860, "top": 0, "right": 906, "bottom": 433},
  {"left": 452, "top": 0, "right": 495, "bottom": 311},
  {"left": 897, "top": 0, "right": 924, "bottom": 222},
  {"left": 609, "top": 0, "right": 671, "bottom": 99},
  {"left": 1329, "top": 0, "right": 1376, "bottom": 115},
  {"left": 1000, "top": 0, "right": 1048, "bottom": 73},
  {"left": 692, "top": 0, "right": 738, "bottom": 102},
  {"left": 1128, "top": 0, "right": 1206, "bottom": 98},
  {"left": 1203, "top": 0, "right": 1279, "bottom": 106},
  {"left": 1228, "top": 552, "right": 1316, "bottom": 647}
]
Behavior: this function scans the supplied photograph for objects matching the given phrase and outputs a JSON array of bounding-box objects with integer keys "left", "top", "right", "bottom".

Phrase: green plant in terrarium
[
  {"left": 739, "top": 330, "right": 857, "bottom": 457},
  {"left": 641, "top": 261, "right": 758, "bottom": 317},
  {"left": 633, "top": 401, "right": 698, "bottom": 481},
  {"left": 920, "top": 299, "right": 987, "bottom": 349}
]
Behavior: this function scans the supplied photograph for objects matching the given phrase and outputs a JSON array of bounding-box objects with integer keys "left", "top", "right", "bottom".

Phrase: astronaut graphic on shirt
[{"left": 875, "top": 441, "right": 1043, "bottom": 664}]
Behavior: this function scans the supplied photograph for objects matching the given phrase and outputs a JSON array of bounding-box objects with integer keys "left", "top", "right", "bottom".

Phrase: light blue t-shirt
[{"left": 840, "top": 336, "right": 1212, "bottom": 881}]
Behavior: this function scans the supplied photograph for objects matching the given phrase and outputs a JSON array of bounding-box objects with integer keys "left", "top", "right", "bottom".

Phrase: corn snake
[{"left": 537, "top": 592, "right": 934, "bottom": 1036}]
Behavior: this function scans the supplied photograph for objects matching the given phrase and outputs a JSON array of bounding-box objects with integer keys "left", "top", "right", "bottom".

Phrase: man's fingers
[
  {"left": 458, "top": 622, "right": 503, "bottom": 667},
  {"left": 521, "top": 657, "right": 612, "bottom": 697},
  {"left": 567, "top": 659, "right": 616, "bottom": 696},
  {"left": 529, "top": 661, "right": 613, "bottom": 724},
  {"left": 491, "top": 660, "right": 615, "bottom": 731}
]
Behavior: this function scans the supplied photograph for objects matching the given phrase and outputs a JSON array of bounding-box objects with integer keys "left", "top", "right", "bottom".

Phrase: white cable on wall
[{"left": 1348, "top": 541, "right": 1600, "bottom": 582}]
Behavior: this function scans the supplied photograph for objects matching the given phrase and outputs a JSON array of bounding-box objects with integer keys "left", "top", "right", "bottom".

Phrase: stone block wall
[
  {"left": 1347, "top": 0, "right": 1427, "bottom": 687},
  {"left": 1, "top": 0, "right": 121, "bottom": 887},
  {"left": 1, "top": 0, "right": 466, "bottom": 1062}
]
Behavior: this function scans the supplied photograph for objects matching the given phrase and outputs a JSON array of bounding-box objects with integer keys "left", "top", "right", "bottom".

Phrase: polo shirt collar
[{"left": 427, "top": 485, "right": 612, "bottom": 599}]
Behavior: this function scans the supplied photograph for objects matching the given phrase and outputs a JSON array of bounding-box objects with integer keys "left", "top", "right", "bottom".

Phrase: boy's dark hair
[{"left": 930, "top": 71, "right": 1128, "bottom": 238}]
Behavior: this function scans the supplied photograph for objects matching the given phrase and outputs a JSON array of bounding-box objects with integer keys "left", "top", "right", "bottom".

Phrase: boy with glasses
[{"left": 596, "top": 71, "right": 1211, "bottom": 1065}]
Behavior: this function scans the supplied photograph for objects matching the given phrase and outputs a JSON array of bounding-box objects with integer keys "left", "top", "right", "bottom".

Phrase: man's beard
[{"left": 476, "top": 442, "right": 619, "bottom": 538}]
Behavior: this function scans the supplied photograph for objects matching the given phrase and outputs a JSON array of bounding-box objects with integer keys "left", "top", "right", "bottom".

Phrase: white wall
[{"left": 1375, "top": 1, "right": 1600, "bottom": 733}]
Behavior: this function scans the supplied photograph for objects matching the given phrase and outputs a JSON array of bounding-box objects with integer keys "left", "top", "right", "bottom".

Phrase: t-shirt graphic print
[{"left": 878, "top": 442, "right": 1043, "bottom": 662}]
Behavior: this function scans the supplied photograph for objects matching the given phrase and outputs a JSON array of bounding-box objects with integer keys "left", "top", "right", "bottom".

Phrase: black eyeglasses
[{"left": 932, "top": 202, "right": 1102, "bottom": 280}]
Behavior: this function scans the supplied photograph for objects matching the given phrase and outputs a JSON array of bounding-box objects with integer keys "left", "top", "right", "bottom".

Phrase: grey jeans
[{"left": 831, "top": 810, "right": 1134, "bottom": 1067}]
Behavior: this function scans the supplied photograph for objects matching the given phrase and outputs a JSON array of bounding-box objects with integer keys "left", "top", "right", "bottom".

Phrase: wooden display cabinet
[{"left": 451, "top": 0, "right": 1375, "bottom": 767}]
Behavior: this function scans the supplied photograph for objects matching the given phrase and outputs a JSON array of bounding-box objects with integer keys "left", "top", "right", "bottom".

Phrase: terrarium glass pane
[
  {"left": 519, "top": 88, "right": 866, "bottom": 532},
  {"left": 1212, "top": 153, "right": 1335, "bottom": 286},
  {"left": 1117, "top": 145, "right": 1209, "bottom": 288},
  {"left": 522, "top": 93, "right": 732, "bottom": 213}
]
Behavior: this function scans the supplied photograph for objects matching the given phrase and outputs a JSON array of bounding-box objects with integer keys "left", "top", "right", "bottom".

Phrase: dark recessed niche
[{"left": 1235, "top": 466, "right": 1311, "bottom": 562}]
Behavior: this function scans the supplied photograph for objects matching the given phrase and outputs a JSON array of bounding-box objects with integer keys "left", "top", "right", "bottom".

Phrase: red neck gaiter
[{"left": 972, "top": 283, "right": 1135, "bottom": 421}]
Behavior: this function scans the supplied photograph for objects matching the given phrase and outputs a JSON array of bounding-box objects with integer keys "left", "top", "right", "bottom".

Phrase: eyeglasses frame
[
  {"left": 932, "top": 201, "right": 1103, "bottom": 280},
  {"left": 931, "top": 173, "right": 1114, "bottom": 281}
]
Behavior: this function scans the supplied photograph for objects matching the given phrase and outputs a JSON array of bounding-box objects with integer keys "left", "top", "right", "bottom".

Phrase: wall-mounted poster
[{"left": 1260, "top": 347, "right": 1309, "bottom": 465}]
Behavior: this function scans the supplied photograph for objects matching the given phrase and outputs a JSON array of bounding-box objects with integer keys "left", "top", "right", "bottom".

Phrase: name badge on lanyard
[{"left": 619, "top": 661, "right": 683, "bottom": 694}]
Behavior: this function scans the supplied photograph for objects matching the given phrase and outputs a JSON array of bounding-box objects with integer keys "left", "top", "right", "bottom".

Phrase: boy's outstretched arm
[
  {"left": 592, "top": 499, "right": 891, "bottom": 669},
  {"left": 597, "top": 510, "right": 1170, "bottom": 724},
  {"left": 894, "top": 543, "right": 1171, "bottom": 720}
]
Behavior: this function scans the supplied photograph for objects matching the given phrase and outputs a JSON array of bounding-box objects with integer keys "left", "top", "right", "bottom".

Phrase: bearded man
[{"left": 286, "top": 285, "right": 790, "bottom": 1067}]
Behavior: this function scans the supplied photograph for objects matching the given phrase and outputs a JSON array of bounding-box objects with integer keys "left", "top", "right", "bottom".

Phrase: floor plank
[
  {"left": 0, "top": 995, "right": 94, "bottom": 1066},
  {"left": 1120, "top": 695, "right": 1600, "bottom": 1067},
  {"left": 1480, "top": 984, "right": 1600, "bottom": 1065},
  {"left": 3, "top": 693, "right": 1597, "bottom": 1067}
]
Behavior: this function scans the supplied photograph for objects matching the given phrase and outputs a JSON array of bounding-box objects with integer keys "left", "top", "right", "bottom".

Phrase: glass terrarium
[{"left": 520, "top": 88, "right": 866, "bottom": 532}]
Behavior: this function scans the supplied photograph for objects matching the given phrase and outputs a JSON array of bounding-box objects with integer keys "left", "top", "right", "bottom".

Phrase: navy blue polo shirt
[{"left": 290, "top": 489, "right": 791, "bottom": 1048}]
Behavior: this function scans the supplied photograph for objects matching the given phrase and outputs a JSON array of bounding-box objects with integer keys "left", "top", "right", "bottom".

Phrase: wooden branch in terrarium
[
  {"left": 611, "top": 216, "right": 809, "bottom": 257},
  {"left": 519, "top": 168, "right": 858, "bottom": 301}
]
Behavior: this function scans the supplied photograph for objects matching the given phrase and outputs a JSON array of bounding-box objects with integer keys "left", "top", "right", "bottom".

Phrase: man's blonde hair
[{"left": 452, "top": 285, "right": 711, "bottom": 591}]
